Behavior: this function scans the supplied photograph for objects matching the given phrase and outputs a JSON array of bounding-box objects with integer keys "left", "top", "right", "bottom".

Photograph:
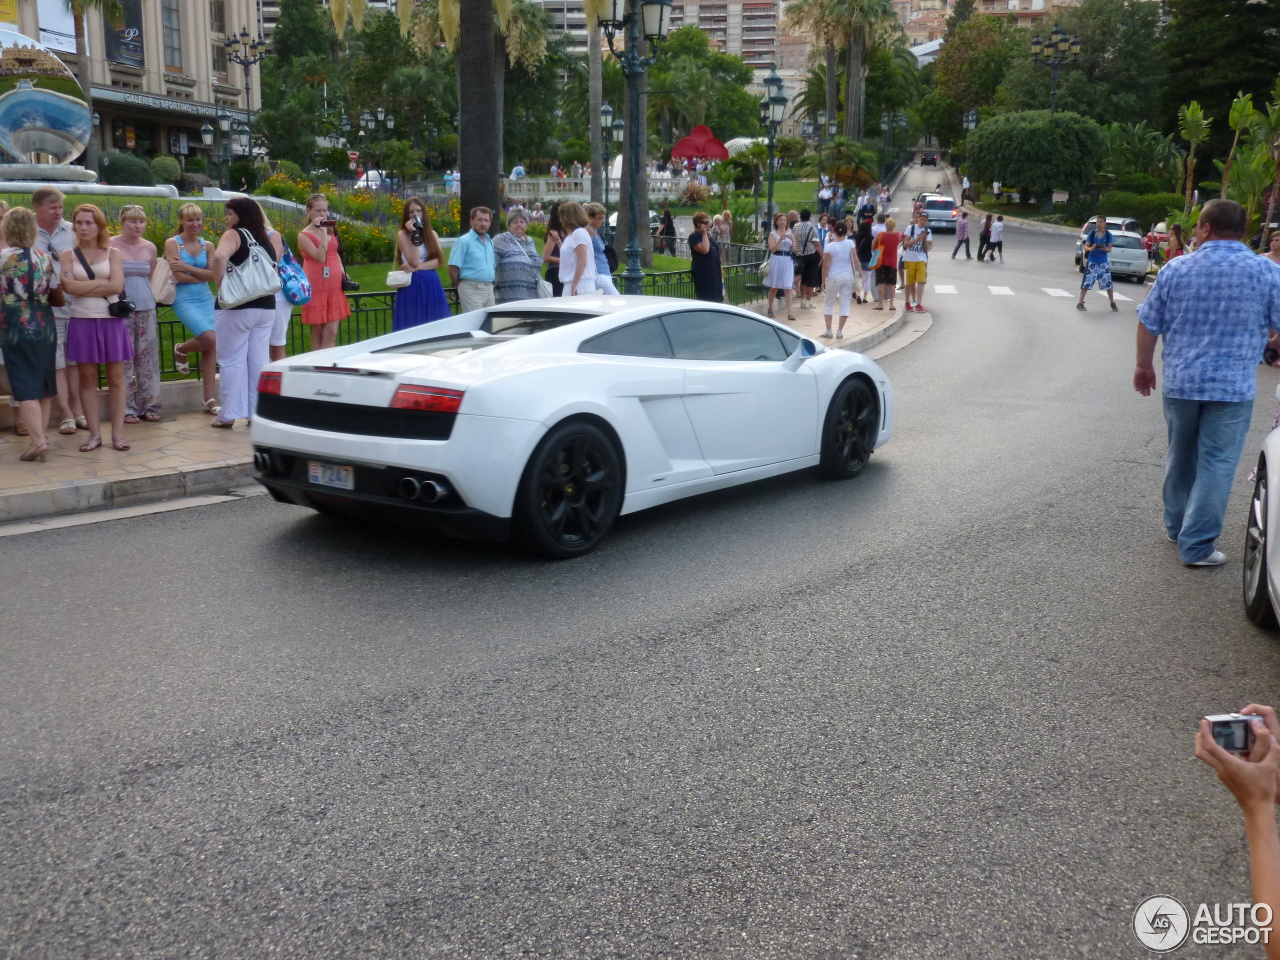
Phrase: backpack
[{"left": 277, "top": 241, "right": 312, "bottom": 306}]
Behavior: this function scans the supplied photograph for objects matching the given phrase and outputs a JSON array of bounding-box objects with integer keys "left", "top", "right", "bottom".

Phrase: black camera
[
  {"left": 1207, "top": 713, "right": 1257, "bottom": 757},
  {"left": 108, "top": 297, "right": 135, "bottom": 318},
  {"left": 410, "top": 215, "right": 424, "bottom": 247}
]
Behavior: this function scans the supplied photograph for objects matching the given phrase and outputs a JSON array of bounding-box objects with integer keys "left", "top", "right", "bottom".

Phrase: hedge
[{"left": 1099, "top": 191, "right": 1183, "bottom": 232}]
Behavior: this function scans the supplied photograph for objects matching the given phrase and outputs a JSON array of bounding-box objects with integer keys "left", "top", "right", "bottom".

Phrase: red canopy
[{"left": 669, "top": 124, "right": 729, "bottom": 161}]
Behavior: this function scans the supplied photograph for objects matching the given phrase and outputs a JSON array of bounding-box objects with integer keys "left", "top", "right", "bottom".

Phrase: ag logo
[{"left": 1134, "top": 896, "right": 1190, "bottom": 952}]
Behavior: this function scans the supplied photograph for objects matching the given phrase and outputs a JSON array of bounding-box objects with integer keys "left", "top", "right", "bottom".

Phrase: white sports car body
[
  {"left": 1244, "top": 390, "right": 1280, "bottom": 626},
  {"left": 252, "top": 296, "right": 894, "bottom": 557}
]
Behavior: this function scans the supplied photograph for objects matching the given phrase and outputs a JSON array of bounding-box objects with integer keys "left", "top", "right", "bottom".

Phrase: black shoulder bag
[{"left": 75, "top": 248, "right": 134, "bottom": 317}]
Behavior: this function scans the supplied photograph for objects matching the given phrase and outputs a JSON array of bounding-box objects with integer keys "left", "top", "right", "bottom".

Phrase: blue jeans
[{"left": 1163, "top": 396, "right": 1254, "bottom": 562}]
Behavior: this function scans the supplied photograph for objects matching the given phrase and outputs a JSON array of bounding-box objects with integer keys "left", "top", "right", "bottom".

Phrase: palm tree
[
  {"left": 785, "top": 0, "right": 898, "bottom": 142},
  {"left": 1254, "top": 82, "right": 1280, "bottom": 252},
  {"left": 1221, "top": 92, "right": 1260, "bottom": 200},
  {"left": 67, "top": 0, "right": 123, "bottom": 174},
  {"left": 1177, "top": 100, "right": 1211, "bottom": 214},
  {"left": 403, "top": 0, "right": 550, "bottom": 217},
  {"left": 584, "top": 0, "right": 607, "bottom": 203}
]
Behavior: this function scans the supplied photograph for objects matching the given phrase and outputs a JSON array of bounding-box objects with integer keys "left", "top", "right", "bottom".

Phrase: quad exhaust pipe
[{"left": 398, "top": 477, "right": 448, "bottom": 503}]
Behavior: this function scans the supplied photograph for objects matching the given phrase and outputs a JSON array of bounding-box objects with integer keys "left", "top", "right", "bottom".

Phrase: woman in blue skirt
[
  {"left": 392, "top": 198, "right": 450, "bottom": 331},
  {"left": 165, "top": 203, "right": 220, "bottom": 414}
]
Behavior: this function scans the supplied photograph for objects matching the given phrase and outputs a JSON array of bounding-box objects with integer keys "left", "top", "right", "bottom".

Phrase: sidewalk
[
  {"left": 0, "top": 293, "right": 911, "bottom": 526},
  {"left": 0, "top": 412, "right": 253, "bottom": 523}
]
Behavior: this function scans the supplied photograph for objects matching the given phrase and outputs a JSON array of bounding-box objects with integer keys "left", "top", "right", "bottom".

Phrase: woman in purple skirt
[{"left": 60, "top": 204, "right": 130, "bottom": 452}]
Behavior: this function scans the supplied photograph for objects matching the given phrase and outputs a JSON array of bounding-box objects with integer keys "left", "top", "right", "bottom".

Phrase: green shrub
[
  {"left": 150, "top": 154, "right": 181, "bottom": 183},
  {"left": 275, "top": 159, "right": 304, "bottom": 180},
  {"left": 1110, "top": 173, "right": 1161, "bottom": 195},
  {"left": 184, "top": 156, "right": 206, "bottom": 173},
  {"left": 561, "top": 139, "right": 589, "bottom": 165},
  {"left": 1062, "top": 192, "right": 1098, "bottom": 226},
  {"left": 99, "top": 151, "right": 154, "bottom": 186},
  {"left": 179, "top": 172, "right": 215, "bottom": 194},
  {"left": 1099, "top": 190, "right": 1183, "bottom": 231},
  {"left": 229, "top": 160, "right": 258, "bottom": 191}
]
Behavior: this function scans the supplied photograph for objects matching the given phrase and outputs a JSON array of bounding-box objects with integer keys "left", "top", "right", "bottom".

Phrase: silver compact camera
[{"left": 1206, "top": 713, "right": 1258, "bottom": 757}]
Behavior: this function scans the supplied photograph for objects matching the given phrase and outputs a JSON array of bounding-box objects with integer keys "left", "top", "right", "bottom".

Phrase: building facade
[
  {"left": 7, "top": 0, "right": 260, "bottom": 173},
  {"left": 669, "top": 0, "right": 782, "bottom": 71}
]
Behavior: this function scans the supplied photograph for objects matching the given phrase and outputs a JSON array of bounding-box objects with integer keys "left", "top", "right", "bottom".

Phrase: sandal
[
  {"left": 210, "top": 419, "right": 234, "bottom": 429},
  {"left": 123, "top": 414, "right": 140, "bottom": 424},
  {"left": 141, "top": 411, "right": 162, "bottom": 423},
  {"left": 13, "top": 422, "right": 28, "bottom": 437},
  {"left": 203, "top": 398, "right": 221, "bottom": 416},
  {"left": 79, "top": 435, "right": 102, "bottom": 452},
  {"left": 75, "top": 416, "right": 88, "bottom": 430},
  {"left": 58, "top": 418, "right": 76, "bottom": 435},
  {"left": 111, "top": 435, "right": 131, "bottom": 451},
  {"left": 174, "top": 346, "right": 190, "bottom": 375}
]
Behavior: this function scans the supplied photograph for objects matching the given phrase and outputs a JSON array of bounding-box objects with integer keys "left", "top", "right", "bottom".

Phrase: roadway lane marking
[
  {"left": 988, "top": 286, "right": 1014, "bottom": 295},
  {"left": 1093, "top": 290, "right": 1135, "bottom": 301},
  {"left": 934, "top": 284, "right": 958, "bottom": 294},
  {"left": 1043, "top": 288, "right": 1072, "bottom": 297}
]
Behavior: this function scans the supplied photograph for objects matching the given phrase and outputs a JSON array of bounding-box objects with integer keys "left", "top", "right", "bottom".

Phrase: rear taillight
[
  {"left": 259, "top": 371, "right": 282, "bottom": 395},
  {"left": 390, "top": 385, "right": 465, "bottom": 414}
]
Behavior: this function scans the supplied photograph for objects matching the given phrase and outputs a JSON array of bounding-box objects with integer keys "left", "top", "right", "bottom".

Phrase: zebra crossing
[{"left": 928, "top": 283, "right": 1137, "bottom": 302}]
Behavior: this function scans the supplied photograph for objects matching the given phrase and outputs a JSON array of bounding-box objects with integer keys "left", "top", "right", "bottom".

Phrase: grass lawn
[{"left": 967, "top": 195, "right": 1072, "bottom": 225}]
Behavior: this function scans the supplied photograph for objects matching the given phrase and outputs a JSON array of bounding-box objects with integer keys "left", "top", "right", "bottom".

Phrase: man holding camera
[
  {"left": 1077, "top": 215, "right": 1117, "bottom": 311},
  {"left": 448, "top": 206, "right": 496, "bottom": 312},
  {"left": 1134, "top": 199, "right": 1280, "bottom": 566}
]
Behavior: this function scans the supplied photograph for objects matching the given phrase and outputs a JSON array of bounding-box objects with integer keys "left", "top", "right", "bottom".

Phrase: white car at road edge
[
  {"left": 251, "top": 296, "right": 894, "bottom": 557},
  {"left": 1244, "top": 391, "right": 1280, "bottom": 626}
]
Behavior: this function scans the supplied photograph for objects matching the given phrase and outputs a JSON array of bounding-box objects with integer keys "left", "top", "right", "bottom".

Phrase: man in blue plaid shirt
[{"left": 1135, "top": 199, "right": 1280, "bottom": 566}]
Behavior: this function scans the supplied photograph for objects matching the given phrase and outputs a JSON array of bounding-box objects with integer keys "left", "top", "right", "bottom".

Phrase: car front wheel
[
  {"left": 513, "top": 420, "right": 624, "bottom": 559},
  {"left": 818, "top": 376, "right": 879, "bottom": 479},
  {"left": 1244, "top": 458, "right": 1277, "bottom": 627}
]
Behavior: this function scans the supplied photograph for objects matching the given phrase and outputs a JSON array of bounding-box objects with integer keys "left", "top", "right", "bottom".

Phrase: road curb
[
  {"left": 959, "top": 205, "right": 1078, "bottom": 236},
  {"left": 839, "top": 304, "right": 910, "bottom": 355},
  {"left": 0, "top": 456, "right": 255, "bottom": 524}
]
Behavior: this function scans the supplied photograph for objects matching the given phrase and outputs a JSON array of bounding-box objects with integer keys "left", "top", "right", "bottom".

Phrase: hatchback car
[
  {"left": 1100, "top": 231, "right": 1149, "bottom": 282},
  {"left": 1074, "top": 217, "right": 1139, "bottom": 267},
  {"left": 922, "top": 197, "right": 958, "bottom": 232}
]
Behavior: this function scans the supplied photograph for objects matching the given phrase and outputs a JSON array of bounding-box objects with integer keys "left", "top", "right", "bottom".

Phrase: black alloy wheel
[
  {"left": 818, "top": 377, "right": 879, "bottom": 479},
  {"left": 1244, "top": 458, "right": 1277, "bottom": 627},
  {"left": 514, "top": 420, "right": 623, "bottom": 559}
]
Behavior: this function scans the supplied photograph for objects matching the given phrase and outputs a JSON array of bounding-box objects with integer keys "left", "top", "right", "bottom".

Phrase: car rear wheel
[
  {"left": 513, "top": 420, "right": 623, "bottom": 559},
  {"left": 819, "top": 376, "right": 878, "bottom": 479},
  {"left": 1244, "top": 459, "right": 1277, "bottom": 627}
]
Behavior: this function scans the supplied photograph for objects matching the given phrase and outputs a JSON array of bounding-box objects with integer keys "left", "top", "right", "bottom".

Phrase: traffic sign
[
  {"left": 348, "top": 161, "right": 357, "bottom": 170},
  {"left": 348, "top": 150, "right": 359, "bottom": 161}
]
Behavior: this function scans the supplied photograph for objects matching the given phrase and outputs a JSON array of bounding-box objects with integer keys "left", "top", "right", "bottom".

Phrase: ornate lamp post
[
  {"left": 598, "top": 0, "right": 674, "bottom": 295},
  {"left": 224, "top": 27, "right": 269, "bottom": 168},
  {"left": 880, "top": 112, "right": 891, "bottom": 181},
  {"left": 1031, "top": 25, "right": 1080, "bottom": 118},
  {"left": 761, "top": 66, "right": 787, "bottom": 227}
]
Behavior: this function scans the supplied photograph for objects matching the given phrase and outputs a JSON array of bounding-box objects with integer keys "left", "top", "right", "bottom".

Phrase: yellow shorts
[{"left": 904, "top": 260, "right": 928, "bottom": 285}]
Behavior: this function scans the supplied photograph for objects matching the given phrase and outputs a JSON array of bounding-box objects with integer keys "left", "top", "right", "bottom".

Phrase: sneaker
[
  {"left": 821, "top": 329, "right": 833, "bottom": 338},
  {"left": 1167, "top": 532, "right": 1178, "bottom": 543},
  {"left": 915, "top": 303, "right": 926, "bottom": 313},
  {"left": 1187, "top": 550, "right": 1227, "bottom": 567},
  {"left": 1076, "top": 302, "right": 1087, "bottom": 311},
  {"left": 1110, "top": 301, "right": 1119, "bottom": 312},
  {"left": 835, "top": 330, "right": 844, "bottom": 339}
]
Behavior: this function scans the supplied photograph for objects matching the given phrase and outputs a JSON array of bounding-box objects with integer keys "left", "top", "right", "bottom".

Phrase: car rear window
[
  {"left": 924, "top": 200, "right": 955, "bottom": 211},
  {"left": 374, "top": 334, "right": 521, "bottom": 358},
  {"left": 1112, "top": 235, "right": 1142, "bottom": 249}
]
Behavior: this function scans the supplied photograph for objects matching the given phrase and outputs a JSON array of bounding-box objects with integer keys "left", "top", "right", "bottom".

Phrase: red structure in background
[{"left": 670, "top": 125, "right": 729, "bottom": 161}]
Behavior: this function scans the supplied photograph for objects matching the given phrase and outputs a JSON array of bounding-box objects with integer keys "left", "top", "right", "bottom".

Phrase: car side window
[
  {"left": 579, "top": 316, "right": 673, "bottom": 358},
  {"left": 661, "top": 311, "right": 790, "bottom": 362}
]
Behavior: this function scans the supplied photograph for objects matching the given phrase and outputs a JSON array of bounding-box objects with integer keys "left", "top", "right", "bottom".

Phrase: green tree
[
  {"left": 271, "top": 0, "right": 333, "bottom": 64},
  {"left": 1219, "top": 92, "right": 1260, "bottom": 199},
  {"left": 933, "top": 14, "right": 1026, "bottom": 110},
  {"left": 966, "top": 110, "right": 1106, "bottom": 201},
  {"left": 944, "top": 0, "right": 975, "bottom": 40},
  {"left": 1161, "top": 0, "right": 1280, "bottom": 156}
]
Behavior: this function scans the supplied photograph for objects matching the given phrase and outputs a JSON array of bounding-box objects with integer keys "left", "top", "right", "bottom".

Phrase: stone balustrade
[{"left": 502, "top": 176, "right": 689, "bottom": 204}]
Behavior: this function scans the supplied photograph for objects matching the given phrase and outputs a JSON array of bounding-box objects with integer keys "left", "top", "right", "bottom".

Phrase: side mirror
[{"left": 783, "top": 337, "right": 819, "bottom": 371}]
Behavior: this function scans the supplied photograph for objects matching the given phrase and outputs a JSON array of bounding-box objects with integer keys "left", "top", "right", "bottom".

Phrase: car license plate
[{"left": 308, "top": 461, "right": 355, "bottom": 490}]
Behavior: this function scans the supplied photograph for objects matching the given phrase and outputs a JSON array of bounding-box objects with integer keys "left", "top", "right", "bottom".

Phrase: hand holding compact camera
[
  {"left": 1197, "top": 707, "right": 1280, "bottom": 812},
  {"left": 410, "top": 215, "right": 424, "bottom": 247}
]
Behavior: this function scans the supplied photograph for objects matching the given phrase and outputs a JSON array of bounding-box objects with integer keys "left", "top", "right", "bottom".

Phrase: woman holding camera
[
  {"left": 211, "top": 197, "right": 276, "bottom": 429},
  {"left": 298, "top": 193, "right": 349, "bottom": 352},
  {"left": 109, "top": 204, "right": 160, "bottom": 423},
  {"left": 392, "top": 197, "right": 449, "bottom": 330},
  {"left": 61, "top": 203, "right": 130, "bottom": 452}
]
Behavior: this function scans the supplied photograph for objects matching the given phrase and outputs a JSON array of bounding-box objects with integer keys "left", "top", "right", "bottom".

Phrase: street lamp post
[
  {"left": 814, "top": 109, "right": 826, "bottom": 181},
  {"left": 761, "top": 66, "right": 787, "bottom": 229},
  {"left": 880, "top": 112, "right": 891, "bottom": 181},
  {"left": 224, "top": 27, "right": 269, "bottom": 171},
  {"left": 1030, "top": 26, "right": 1079, "bottom": 118},
  {"left": 599, "top": 0, "right": 674, "bottom": 295}
]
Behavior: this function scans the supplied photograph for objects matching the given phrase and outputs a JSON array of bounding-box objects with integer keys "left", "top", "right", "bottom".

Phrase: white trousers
[
  {"left": 270, "top": 291, "right": 293, "bottom": 347},
  {"left": 215, "top": 306, "right": 273, "bottom": 421},
  {"left": 594, "top": 275, "right": 620, "bottom": 296},
  {"left": 823, "top": 272, "right": 855, "bottom": 316}
]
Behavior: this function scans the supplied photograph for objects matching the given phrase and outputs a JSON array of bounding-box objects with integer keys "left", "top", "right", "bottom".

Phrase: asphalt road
[{"left": 4, "top": 164, "right": 1279, "bottom": 960}]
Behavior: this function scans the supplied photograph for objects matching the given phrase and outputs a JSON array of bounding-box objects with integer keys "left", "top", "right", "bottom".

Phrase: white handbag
[
  {"left": 219, "top": 228, "right": 280, "bottom": 307},
  {"left": 536, "top": 277, "right": 553, "bottom": 298},
  {"left": 386, "top": 269, "right": 412, "bottom": 288}
]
